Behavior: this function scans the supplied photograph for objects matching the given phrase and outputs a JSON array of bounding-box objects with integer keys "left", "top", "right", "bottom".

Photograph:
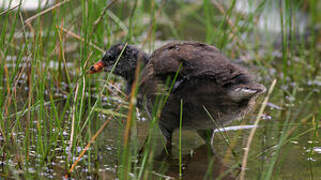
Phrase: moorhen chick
[{"left": 89, "top": 41, "right": 266, "bottom": 152}]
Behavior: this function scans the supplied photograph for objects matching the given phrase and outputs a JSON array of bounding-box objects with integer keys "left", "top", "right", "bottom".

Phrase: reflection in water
[
  {"left": 1, "top": 0, "right": 320, "bottom": 179},
  {"left": 157, "top": 144, "right": 238, "bottom": 180},
  {"left": 1, "top": 0, "right": 55, "bottom": 11},
  {"left": 232, "top": 0, "right": 307, "bottom": 34}
]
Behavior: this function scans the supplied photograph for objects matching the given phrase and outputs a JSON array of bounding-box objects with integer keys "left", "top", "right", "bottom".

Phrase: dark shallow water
[{"left": 1, "top": 0, "right": 321, "bottom": 179}]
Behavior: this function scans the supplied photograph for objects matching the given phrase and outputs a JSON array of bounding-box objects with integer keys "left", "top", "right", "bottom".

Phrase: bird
[{"left": 89, "top": 41, "right": 266, "bottom": 153}]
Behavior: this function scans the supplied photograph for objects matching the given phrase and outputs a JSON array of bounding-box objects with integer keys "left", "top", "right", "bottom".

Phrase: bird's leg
[
  {"left": 154, "top": 133, "right": 172, "bottom": 161},
  {"left": 164, "top": 133, "right": 172, "bottom": 155},
  {"left": 158, "top": 125, "right": 173, "bottom": 156},
  {"left": 138, "top": 136, "right": 148, "bottom": 159}
]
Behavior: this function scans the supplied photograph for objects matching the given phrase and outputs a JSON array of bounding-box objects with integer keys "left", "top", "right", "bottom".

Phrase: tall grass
[{"left": 0, "top": 0, "right": 320, "bottom": 179}]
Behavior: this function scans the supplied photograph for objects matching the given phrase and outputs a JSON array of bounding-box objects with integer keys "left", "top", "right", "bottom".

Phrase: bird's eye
[{"left": 104, "top": 53, "right": 112, "bottom": 60}]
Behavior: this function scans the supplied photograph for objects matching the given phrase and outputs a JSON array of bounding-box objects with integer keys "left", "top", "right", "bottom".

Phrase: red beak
[{"left": 88, "top": 60, "right": 105, "bottom": 74}]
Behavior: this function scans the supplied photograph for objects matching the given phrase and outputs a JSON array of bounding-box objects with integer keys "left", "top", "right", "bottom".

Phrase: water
[
  {"left": 0, "top": 0, "right": 320, "bottom": 179},
  {"left": 1, "top": 0, "right": 55, "bottom": 11}
]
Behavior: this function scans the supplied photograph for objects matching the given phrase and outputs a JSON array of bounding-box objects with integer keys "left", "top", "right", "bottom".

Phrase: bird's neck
[{"left": 124, "top": 52, "right": 149, "bottom": 95}]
